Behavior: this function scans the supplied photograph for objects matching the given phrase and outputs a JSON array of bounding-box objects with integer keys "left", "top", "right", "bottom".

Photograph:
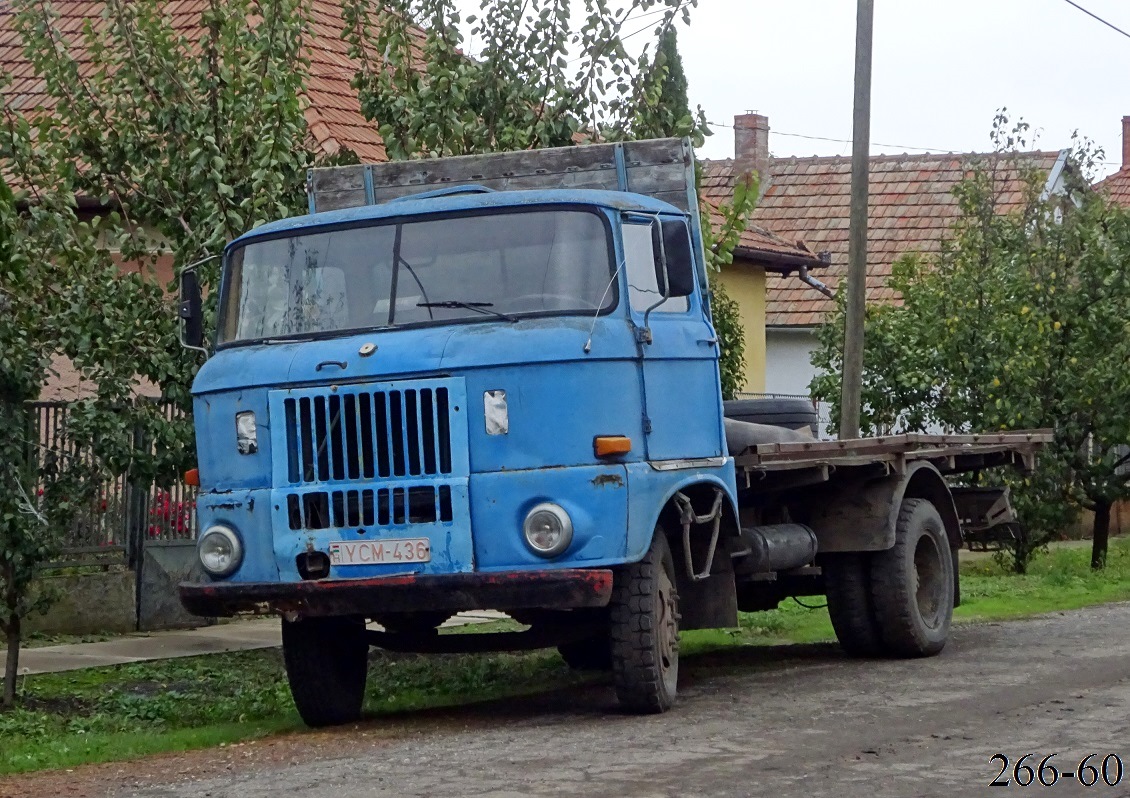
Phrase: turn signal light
[
  {"left": 594, "top": 435, "right": 631, "bottom": 457},
  {"left": 184, "top": 468, "right": 200, "bottom": 486}
]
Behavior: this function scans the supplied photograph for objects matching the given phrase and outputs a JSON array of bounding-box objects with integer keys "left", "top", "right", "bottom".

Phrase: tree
[
  {"left": 342, "top": 0, "right": 706, "bottom": 158},
  {"left": 632, "top": 25, "right": 692, "bottom": 143},
  {"left": 0, "top": 171, "right": 57, "bottom": 709},
  {"left": 810, "top": 116, "right": 1130, "bottom": 571},
  {"left": 0, "top": 147, "right": 167, "bottom": 706},
  {"left": 0, "top": 0, "right": 316, "bottom": 707}
]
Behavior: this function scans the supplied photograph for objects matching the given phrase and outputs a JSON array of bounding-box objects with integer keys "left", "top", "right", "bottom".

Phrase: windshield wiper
[{"left": 417, "top": 300, "right": 518, "bottom": 323}]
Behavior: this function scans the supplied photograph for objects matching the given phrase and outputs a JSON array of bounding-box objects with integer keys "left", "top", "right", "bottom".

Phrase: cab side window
[{"left": 623, "top": 221, "right": 689, "bottom": 314}]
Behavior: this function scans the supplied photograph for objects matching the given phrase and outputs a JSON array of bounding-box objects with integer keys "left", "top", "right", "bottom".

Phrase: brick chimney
[
  {"left": 734, "top": 112, "right": 770, "bottom": 194},
  {"left": 1123, "top": 115, "right": 1130, "bottom": 170}
]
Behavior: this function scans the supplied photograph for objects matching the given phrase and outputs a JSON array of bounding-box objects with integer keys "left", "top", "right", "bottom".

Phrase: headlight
[
  {"left": 522, "top": 502, "right": 573, "bottom": 557},
  {"left": 199, "top": 525, "right": 243, "bottom": 577},
  {"left": 235, "top": 411, "right": 258, "bottom": 455}
]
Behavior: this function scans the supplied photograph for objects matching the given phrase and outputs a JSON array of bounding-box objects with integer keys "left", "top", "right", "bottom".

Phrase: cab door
[{"left": 621, "top": 216, "right": 725, "bottom": 462}]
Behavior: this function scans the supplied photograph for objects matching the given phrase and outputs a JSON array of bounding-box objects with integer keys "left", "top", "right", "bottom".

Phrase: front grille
[
  {"left": 270, "top": 379, "right": 470, "bottom": 540},
  {"left": 282, "top": 387, "right": 452, "bottom": 485}
]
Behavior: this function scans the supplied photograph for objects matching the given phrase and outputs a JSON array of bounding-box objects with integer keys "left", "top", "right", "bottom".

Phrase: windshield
[{"left": 218, "top": 208, "right": 615, "bottom": 344}]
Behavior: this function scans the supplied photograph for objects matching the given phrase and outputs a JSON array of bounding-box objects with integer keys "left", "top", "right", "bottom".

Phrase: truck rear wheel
[
  {"left": 610, "top": 530, "right": 680, "bottom": 713},
  {"left": 869, "top": 498, "right": 954, "bottom": 657},
  {"left": 823, "top": 552, "right": 884, "bottom": 657},
  {"left": 282, "top": 615, "right": 369, "bottom": 727}
]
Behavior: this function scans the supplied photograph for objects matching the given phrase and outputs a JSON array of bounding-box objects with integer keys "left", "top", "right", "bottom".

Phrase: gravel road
[{"left": 10, "top": 603, "right": 1130, "bottom": 798}]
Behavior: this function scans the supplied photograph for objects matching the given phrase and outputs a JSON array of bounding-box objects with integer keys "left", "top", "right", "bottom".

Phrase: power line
[
  {"left": 565, "top": 6, "right": 672, "bottom": 65},
  {"left": 708, "top": 121, "right": 956, "bottom": 153},
  {"left": 1060, "top": 0, "right": 1130, "bottom": 39},
  {"left": 709, "top": 121, "right": 1124, "bottom": 165},
  {"left": 775, "top": 130, "right": 957, "bottom": 154}
]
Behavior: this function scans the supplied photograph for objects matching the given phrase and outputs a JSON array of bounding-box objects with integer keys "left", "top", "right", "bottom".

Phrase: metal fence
[{"left": 28, "top": 400, "right": 197, "bottom": 566}]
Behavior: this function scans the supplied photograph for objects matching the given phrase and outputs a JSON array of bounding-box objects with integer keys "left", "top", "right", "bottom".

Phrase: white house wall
[{"left": 765, "top": 327, "right": 820, "bottom": 397}]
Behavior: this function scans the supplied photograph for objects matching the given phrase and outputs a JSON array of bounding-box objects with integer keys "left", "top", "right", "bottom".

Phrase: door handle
[{"left": 698, "top": 338, "right": 718, "bottom": 346}]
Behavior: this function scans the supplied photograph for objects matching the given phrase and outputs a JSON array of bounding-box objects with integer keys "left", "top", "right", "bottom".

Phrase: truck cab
[{"left": 190, "top": 185, "right": 733, "bottom": 576}]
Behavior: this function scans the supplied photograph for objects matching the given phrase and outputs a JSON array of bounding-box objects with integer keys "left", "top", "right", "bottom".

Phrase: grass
[
  {"left": 0, "top": 645, "right": 592, "bottom": 775},
  {"left": 1, "top": 538, "right": 1128, "bottom": 776},
  {"left": 956, "top": 537, "right": 1130, "bottom": 620}
]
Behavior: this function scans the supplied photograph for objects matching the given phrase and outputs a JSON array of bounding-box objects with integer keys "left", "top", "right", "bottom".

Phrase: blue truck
[{"left": 178, "top": 138, "right": 1048, "bottom": 726}]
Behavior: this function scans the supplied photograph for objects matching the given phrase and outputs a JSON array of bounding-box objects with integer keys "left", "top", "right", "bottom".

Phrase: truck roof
[{"left": 230, "top": 188, "right": 684, "bottom": 249}]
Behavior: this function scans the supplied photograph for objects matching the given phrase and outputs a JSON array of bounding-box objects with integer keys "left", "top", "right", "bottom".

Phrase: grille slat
[
  {"left": 299, "top": 398, "right": 315, "bottom": 481},
  {"left": 408, "top": 390, "right": 422, "bottom": 476},
  {"left": 373, "top": 392, "right": 389, "bottom": 478}
]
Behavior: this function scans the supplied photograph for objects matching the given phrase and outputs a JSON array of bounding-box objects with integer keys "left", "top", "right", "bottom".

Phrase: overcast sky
[{"left": 678, "top": 0, "right": 1129, "bottom": 178}]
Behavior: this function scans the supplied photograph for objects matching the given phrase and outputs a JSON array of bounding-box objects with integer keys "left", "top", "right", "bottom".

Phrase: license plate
[{"left": 329, "top": 538, "right": 431, "bottom": 566}]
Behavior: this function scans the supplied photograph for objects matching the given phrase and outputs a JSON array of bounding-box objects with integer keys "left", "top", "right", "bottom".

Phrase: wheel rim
[
  {"left": 657, "top": 564, "right": 679, "bottom": 692},
  {"left": 913, "top": 533, "right": 946, "bottom": 629}
]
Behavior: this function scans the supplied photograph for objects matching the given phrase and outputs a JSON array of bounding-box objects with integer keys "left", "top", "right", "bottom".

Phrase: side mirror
[
  {"left": 661, "top": 220, "right": 695, "bottom": 298},
  {"left": 179, "top": 268, "right": 204, "bottom": 349}
]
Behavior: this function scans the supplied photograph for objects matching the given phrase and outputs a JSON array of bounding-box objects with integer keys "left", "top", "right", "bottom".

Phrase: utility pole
[{"left": 839, "top": 0, "right": 873, "bottom": 440}]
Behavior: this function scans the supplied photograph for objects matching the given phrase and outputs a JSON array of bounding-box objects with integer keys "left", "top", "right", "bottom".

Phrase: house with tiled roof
[
  {"left": 0, "top": 0, "right": 399, "bottom": 399},
  {"left": 704, "top": 112, "right": 1071, "bottom": 400},
  {"left": 1094, "top": 116, "right": 1130, "bottom": 207}
]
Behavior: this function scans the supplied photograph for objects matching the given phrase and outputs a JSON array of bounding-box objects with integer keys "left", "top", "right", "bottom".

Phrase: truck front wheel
[
  {"left": 282, "top": 615, "right": 369, "bottom": 727},
  {"left": 610, "top": 530, "right": 680, "bottom": 713},
  {"left": 869, "top": 498, "right": 954, "bottom": 657}
]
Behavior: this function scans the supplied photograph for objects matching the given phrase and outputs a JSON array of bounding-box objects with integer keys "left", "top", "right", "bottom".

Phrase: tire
[
  {"left": 610, "top": 530, "right": 680, "bottom": 713},
  {"left": 723, "top": 398, "right": 819, "bottom": 436},
  {"left": 282, "top": 615, "right": 369, "bottom": 727},
  {"left": 557, "top": 635, "right": 613, "bottom": 671},
  {"left": 869, "top": 498, "right": 955, "bottom": 657},
  {"left": 823, "top": 552, "right": 884, "bottom": 657}
]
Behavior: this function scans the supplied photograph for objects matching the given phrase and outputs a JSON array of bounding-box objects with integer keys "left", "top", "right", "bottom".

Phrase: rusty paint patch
[
  {"left": 204, "top": 501, "right": 244, "bottom": 511},
  {"left": 591, "top": 473, "right": 625, "bottom": 488}
]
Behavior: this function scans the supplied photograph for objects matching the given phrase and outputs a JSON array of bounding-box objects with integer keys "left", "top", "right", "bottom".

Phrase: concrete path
[{"left": 0, "top": 611, "right": 508, "bottom": 676}]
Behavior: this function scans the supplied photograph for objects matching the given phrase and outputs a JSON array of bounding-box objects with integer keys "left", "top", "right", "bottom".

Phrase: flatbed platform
[{"left": 734, "top": 431, "right": 1053, "bottom": 492}]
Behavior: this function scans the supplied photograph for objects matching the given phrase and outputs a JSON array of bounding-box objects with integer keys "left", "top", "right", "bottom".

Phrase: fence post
[{"left": 127, "top": 418, "right": 151, "bottom": 632}]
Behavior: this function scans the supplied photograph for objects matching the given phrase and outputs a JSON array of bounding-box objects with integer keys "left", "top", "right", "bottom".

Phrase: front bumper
[{"left": 179, "top": 568, "right": 614, "bottom": 618}]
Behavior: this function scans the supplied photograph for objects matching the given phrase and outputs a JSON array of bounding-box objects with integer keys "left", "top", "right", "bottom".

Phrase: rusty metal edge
[{"left": 179, "top": 568, "right": 615, "bottom": 618}]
